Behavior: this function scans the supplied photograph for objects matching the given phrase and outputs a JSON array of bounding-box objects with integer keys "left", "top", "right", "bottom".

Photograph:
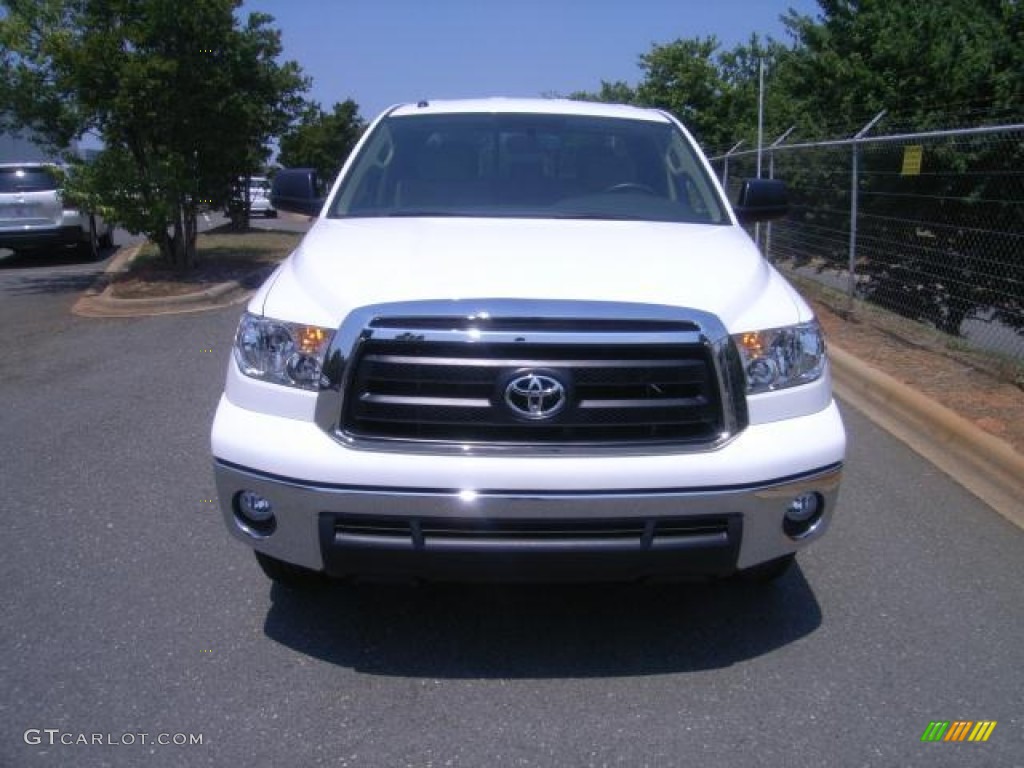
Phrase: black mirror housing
[
  {"left": 271, "top": 169, "right": 326, "bottom": 217},
  {"left": 734, "top": 178, "right": 789, "bottom": 224}
]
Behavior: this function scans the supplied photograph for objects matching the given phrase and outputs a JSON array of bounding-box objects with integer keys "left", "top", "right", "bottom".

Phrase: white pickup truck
[{"left": 211, "top": 98, "right": 845, "bottom": 587}]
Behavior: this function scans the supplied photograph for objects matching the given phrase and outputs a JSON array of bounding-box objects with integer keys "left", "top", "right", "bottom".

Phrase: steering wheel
[{"left": 603, "top": 182, "right": 657, "bottom": 195}]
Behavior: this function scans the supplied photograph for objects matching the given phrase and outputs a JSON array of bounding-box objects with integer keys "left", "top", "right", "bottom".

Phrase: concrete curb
[
  {"left": 829, "top": 345, "right": 1024, "bottom": 529},
  {"left": 72, "top": 243, "right": 253, "bottom": 317}
]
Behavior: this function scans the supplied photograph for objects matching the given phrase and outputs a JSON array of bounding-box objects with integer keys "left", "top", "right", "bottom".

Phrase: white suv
[
  {"left": 0, "top": 163, "right": 114, "bottom": 258},
  {"left": 211, "top": 98, "right": 845, "bottom": 587}
]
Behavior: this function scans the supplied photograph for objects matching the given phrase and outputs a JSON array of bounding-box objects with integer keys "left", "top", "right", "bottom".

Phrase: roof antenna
[{"left": 416, "top": 99, "right": 429, "bottom": 108}]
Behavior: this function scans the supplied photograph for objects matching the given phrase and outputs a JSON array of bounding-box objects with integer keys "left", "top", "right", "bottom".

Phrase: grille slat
[
  {"left": 360, "top": 394, "right": 491, "bottom": 408},
  {"left": 364, "top": 354, "right": 692, "bottom": 369},
  {"left": 578, "top": 398, "right": 708, "bottom": 410}
]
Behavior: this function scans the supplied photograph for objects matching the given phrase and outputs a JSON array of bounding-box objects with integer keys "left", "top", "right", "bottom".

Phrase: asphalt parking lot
[{"left": 1, "top": 242, "right": 1021, "bottom": 767}]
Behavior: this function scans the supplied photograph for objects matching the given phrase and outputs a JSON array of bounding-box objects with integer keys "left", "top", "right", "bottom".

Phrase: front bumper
[{"left": 213, "top": 449, "right": 843, "bottom": 581}]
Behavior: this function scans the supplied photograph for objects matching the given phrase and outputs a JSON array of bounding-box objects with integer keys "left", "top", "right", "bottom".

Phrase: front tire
[{"left": 255, "top": 551, "right": 327, "bottom": 590}]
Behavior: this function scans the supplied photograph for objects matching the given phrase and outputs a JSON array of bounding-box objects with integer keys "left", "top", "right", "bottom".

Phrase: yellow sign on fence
[{"left": 902, "top": 145, "right": 924, "bottom": 176}]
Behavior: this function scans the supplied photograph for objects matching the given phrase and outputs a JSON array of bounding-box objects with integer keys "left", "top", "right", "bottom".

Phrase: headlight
[
  {"left": 233, "top": 312, "right": 334, "bottom": 390},
  {"left": 733, "top": 321, "right": 826, "bottom": 394}
]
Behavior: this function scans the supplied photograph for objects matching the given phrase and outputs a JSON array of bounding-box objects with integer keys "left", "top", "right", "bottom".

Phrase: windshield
[{"left": 329, "top": 112, "right": 728, "bottom": 224}]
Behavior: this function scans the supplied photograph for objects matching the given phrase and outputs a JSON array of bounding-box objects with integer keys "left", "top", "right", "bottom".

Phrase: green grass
[
  {"left": 111, "top": 226, "right": 304, "bottom": 299},
  {"left": 132, "top": 227, "right": 302, "bottom": 271}
]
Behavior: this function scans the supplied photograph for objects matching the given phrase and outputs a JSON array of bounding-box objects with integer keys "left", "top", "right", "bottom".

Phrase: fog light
[
  {"left": 239, "top": 491, "right": 273, "bottom": 520},
  {"left": 783, "top": 491, "right": 824, "bottom": 538},
  {"left": 234, "top": 490, "right": 276, "bottom": 536}
]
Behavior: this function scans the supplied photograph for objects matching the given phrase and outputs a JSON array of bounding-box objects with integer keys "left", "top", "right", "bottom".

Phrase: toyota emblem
[{"left": 504, "top": 373, "right": 568, "bottom": 420}]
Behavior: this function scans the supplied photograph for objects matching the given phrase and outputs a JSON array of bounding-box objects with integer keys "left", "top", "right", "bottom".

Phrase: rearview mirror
[
  {"left": 734, "top": 178, "right": 789, "bottom": 224},
  {"left": 270, "top": 169, "right": 326, "bottom": 217}
]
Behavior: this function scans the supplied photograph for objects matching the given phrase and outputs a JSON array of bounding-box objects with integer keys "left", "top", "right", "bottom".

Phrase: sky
[{"left": 241, "top": 0, "right": 822, "bottom": 122}]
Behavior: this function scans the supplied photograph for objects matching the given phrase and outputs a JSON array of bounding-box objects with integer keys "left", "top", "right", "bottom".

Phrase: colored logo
[{"left": 921, "top": 721, "right": 997, "bottom": 743}]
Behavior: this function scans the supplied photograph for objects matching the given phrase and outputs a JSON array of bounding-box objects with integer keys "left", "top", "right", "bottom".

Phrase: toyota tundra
[{"left": 211, "top": 98, "right": 845, "bottom": 587}]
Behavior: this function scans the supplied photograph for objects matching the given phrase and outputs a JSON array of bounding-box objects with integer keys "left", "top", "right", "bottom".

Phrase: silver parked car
[
  {"left": 0, "top": 162, "right": 114, "bottom": 258},
  {"left": 248, "top": 177, "right": 276, "bottom": 218}
]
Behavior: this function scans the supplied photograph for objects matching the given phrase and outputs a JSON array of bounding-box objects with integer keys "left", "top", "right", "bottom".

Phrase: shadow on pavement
[
  {"left": 263, "top": 567, "right": 822, "bottom": 678},
  {"left": 0, "top": 245, "right": 117, "bottom": 295},
  {"left": 1, "top": 271, "right": 102, "bottom": 295}
]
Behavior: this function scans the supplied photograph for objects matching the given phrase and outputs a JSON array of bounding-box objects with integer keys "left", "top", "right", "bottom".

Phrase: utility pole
[
  {"left": 755, "top": 57, "right": 765, "bottom": 248},
  {"left": 756, "top": 58, "right": 765, "bottom": 179}
]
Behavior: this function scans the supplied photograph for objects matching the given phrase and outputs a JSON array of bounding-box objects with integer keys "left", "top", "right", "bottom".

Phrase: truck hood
[{"left": 259, "top": 217, "right": 805, "bottom": 332}]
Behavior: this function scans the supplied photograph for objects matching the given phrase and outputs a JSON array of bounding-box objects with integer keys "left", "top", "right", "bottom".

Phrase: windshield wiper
[
  {"left": 546, "top": 211, "right": 650, "bottom": 221},
  {"left": 382, "top": 209, "right": 474, "bottom": 217}
]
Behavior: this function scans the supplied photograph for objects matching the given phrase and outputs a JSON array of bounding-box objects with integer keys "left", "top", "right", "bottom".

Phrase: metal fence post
[
  {"left": 721, "top": 140, "right": 745, "bottom": 187},
  {"left": 765, "top": 126, "right": 795, "bottom": 261},
  {"left": 848, "top": 142, "right": 858, "bottom": 300},
  {"left": 848, "top": 111, "right": 886, "bottom": 304}
]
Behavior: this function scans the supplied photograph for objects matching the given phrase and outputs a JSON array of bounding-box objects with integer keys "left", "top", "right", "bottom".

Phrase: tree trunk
[
  {"left": 154, "top": 201, "right": 200, "bottom": 272},
  {"left": 155, "top": 231, "right": 174, "bottom": 265},
  {"left": 228, "top": 175, "right": 250, "bottom": 231},
  {"left": 184, "top": 202, "right": 199, "bottom": 266}
]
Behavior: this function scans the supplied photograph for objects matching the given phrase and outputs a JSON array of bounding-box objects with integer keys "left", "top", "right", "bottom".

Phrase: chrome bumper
[{"left": 214, "top": 460, "right": 842, "bottom": 580}]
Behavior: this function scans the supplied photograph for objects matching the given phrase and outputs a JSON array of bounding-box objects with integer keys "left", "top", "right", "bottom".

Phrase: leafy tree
[
  {"left": 712, "top": 35, "right": 794, "bottom": 153},
  {"left": 780, "top": 0, "right": 1022, "bottom": 135},
  {"left": 569, "top": 36, "right": 790, "bottom": 154},
  {"left": 777, "top": 0, "right": 1024, "bottom": 336},
  {"left": 0, "top": 0, "right": 307, "bottom": 269},
  {"left": 568, "top": 80, "right": 637, "bottom": 106},
  {"left": 634, "top": 37, "right": 724, "bottom": 147},
  {"left": 277, "top": 99, "right": 365, "bottom": 184}
]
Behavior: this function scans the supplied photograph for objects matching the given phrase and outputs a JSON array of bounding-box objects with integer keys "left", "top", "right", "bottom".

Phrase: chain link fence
[{"left": 711, "top": 123, "right": 1024, "bottom": 373}]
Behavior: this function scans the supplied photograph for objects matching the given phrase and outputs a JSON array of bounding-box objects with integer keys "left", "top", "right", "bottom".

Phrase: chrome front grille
[{"left": 337, "top": 316, "right": 737, "bottom": 449}]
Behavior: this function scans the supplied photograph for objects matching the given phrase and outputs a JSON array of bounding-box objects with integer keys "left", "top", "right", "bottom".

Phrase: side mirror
[
  {"left": 734, "top": 178, "right": 789, "bottom": 224},
  {"left": 270, "top": 168, "right": 326, "bottom": 217}
]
